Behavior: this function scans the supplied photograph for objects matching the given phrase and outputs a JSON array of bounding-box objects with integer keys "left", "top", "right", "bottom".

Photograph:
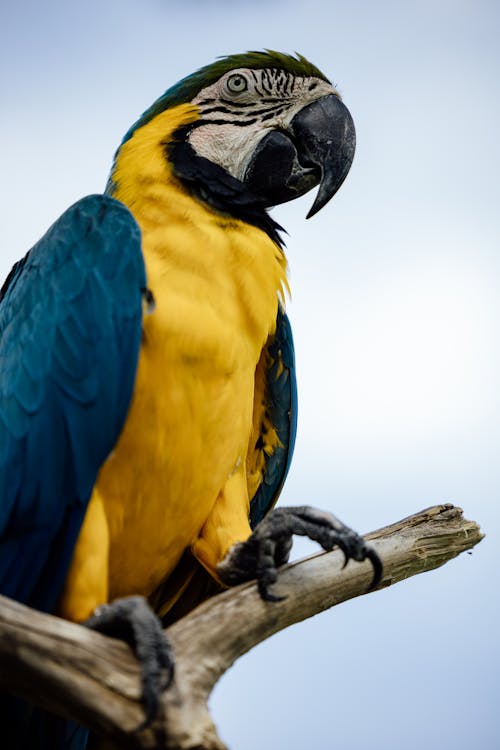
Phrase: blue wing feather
[
  {"left": 0, "top": 194, "right": 145, "bottom": 750},
  {"left": 249, "top": 308, "right": 297, "bottom": 528},
  {"left": 0, "top": 194, "right": 145, "bottom": 612}
]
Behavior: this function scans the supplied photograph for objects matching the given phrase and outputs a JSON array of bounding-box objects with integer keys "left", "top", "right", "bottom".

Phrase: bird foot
[
  {"left": 217, "top": 505, "right": 382, "bottom": 601},
  {"left": 84, "top": 595, "right": 173, "bottom": 729}
]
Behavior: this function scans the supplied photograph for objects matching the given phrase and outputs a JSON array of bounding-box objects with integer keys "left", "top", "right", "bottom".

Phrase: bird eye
[{"left": 226, "top": 74, "right": 248, "bottom": 94}]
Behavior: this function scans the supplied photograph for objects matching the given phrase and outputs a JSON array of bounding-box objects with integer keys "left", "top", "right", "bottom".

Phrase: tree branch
[{"left": 0, "top": 504, "right": 483, "bottom": 749}]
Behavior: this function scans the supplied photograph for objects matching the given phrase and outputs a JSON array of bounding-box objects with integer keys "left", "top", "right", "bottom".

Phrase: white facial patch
[{"left": 188, "top": 68, "right": 336, "bottom": 182}]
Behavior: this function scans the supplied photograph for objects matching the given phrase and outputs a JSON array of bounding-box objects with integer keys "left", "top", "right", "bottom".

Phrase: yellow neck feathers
[{"left": 109, "top": 103, "right": 289, "bottom": 347}]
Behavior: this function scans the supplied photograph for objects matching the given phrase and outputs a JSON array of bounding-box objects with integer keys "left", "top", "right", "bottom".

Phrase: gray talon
[
  {"left": 217, "top": 505, "right": 383, "bottom": 599},
  {"left": 84, "top": 595, "right": 173, "bottom": 728}
]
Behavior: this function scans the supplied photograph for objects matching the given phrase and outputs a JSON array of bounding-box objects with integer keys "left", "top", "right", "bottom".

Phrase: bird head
[{"left": 109, "top": 51, "right": 355, "bottom": 225}]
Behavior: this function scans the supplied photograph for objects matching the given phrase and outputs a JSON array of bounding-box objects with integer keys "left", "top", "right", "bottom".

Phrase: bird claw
[
  {"left": 84, "top": 595, "right": 173, "bottom": 729},
  {"left": 259, "top": 585, "right": 286, "bottom": 603},
  {"left": 217, "top": 506, "right": 382, "bottom": 599},
  {"left": 364, "top": 546, "right": 384, "bottom": 591}
]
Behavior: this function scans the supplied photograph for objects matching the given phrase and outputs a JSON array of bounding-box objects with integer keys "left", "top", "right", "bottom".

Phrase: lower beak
[{"left": 244, "top": 94, "right": 356, "bottom": 218}]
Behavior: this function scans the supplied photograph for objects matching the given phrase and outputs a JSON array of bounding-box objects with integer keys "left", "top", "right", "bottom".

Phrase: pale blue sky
[{"left": 1, "top": 1, "right": 499, "bottom": 748}]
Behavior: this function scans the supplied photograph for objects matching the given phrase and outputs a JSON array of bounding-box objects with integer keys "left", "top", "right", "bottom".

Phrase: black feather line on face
[
  {"left": 195, "top": 117, "right": 258, "bottom": 127},
  {"left": 166, "top": 125, "right": 286, "bottom": 248},
  {"left": 201, "top": 103, "right": 286, "bottom": 118},
  {"left": 219, "top": 97, "right": 284, "bottom": 107}
]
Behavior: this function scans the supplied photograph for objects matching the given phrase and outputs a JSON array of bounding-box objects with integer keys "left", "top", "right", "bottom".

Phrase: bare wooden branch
[{"left": 0, "top": 505, "right": 483, "bottom": 749}]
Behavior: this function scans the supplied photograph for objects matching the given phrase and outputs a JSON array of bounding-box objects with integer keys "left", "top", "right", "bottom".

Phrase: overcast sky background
[{"left": 1, "top": 1, "right": 499, "bottom": 748}]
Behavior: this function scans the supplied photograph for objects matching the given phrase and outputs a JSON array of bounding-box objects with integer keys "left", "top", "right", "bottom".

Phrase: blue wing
[
  {"left": 0, "top": 194, "right": 145, "bottom": 613},
  {"left": 249, "top": 308, "right": 297, "bottom": 528}
]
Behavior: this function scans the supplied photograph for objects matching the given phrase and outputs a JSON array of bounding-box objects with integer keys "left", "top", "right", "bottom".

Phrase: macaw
[{"left": 0, "top": 51, "right": 380, "bottom": 748}]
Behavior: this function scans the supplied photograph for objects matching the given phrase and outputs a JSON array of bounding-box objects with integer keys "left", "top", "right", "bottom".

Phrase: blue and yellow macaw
[{"left": 0, "top": 51, "right": 380, "bottom": 748}]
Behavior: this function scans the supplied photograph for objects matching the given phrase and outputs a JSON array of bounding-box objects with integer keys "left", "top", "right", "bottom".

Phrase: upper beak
[
  {"left": 244, "top": 94, "right": 356, "bottom": 218},
  {"left": 292, "top": 94, "right": 356, "bottom": 218}
]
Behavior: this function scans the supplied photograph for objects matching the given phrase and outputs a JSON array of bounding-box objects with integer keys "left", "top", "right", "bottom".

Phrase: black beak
[
  {"left": 293, "top": 94, "right": 356, "bottom": 218},
  {"left": 244, "top": 94, "right": 356, "bottom": 218}
]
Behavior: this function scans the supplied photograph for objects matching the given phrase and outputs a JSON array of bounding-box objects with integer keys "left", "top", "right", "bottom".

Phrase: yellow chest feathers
[{"left": 110, "top": 104, "right": 288, "bottom": 364}]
